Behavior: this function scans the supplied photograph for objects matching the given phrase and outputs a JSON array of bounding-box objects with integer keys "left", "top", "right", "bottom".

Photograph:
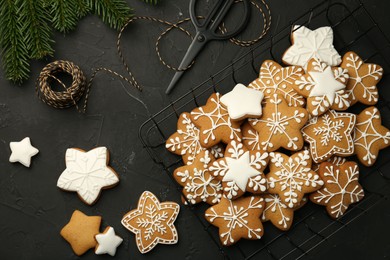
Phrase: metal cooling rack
[{"left": 139, "top": 0, "right": 390, "bottom": 259}]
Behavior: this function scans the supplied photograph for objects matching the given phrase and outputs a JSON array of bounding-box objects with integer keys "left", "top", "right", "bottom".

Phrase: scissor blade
[{"left": 166, "top": 34, "right": 207, "bottom": 94}]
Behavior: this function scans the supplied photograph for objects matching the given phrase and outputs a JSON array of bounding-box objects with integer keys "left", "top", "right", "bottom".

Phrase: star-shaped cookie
[
  {"left": 57, "top": 147, "right": 120, "bottom": 205},
  {"left": 205, "top": 195, "right": 265, "bottom": 246},
  {"left": 294, "top": 58, "right": 350, "bottom": 116},
  {"left": 310, "top": 161, "right": 364, "bottom": 219},
  {"left": 248, "top": 94, "right": 308, "bottom": 152},
  {"left": 302, "top": 110, "right": 356, "bottom": 163},
  {"left": 354, "top": 107, "right": 390, "bottom": 166},
  {"left": 191, "top": 93, "right": 242, "bottom": 148},
  {"left": 220, "top": 83, "right": 264, "bottom": 120},
  {"left": 121, "top": 191, "right": 180, "bottom": 254},
  {"left": 95, "top": 227, "right": 123, "bottom": 256},
  {"left": 267, "top": 150, "right": 324, "bottom": 208},
  {"left": 9, "top": 137, "right": 39, "bottom": 167},
  {"left": 60, "top": 210, "right": 101, "bottom": 256},
  {"left": 248, "top": 60, "right": 305, "bottom": 107},
  {"left": 282, "top": 25, "right": 341, "bottom": 68},
  {"left": 209, "top": 140, "right": 268, "bottom": 200},
  {"left": 341, "top": 51, "right": 383, "bottom": 105},
  {"left": 261, "top": 193, "right": 295, "bottom": 231}
]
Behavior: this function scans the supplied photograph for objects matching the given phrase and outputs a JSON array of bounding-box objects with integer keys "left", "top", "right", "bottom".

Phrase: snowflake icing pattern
[
  {"left": 313, "top": 113, "right": 345, "bottom": 145},
  {"left": 261, "top": 194, "right": 293, "bottom": 230}
]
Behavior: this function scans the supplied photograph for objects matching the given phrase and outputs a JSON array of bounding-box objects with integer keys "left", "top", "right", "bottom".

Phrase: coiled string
[{"left": 36, "top": 0, "right": 271, "bottom": 113}]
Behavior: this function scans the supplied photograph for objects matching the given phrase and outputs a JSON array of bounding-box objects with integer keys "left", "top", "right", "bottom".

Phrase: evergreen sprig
[{"left": 87, "top": 0, "right": 133, "bottom": 30}]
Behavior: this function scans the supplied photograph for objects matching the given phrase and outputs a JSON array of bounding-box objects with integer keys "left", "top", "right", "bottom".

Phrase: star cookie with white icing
[
  {"left": 248, "top": 60, "right": 305, "bottom": 107},
  {"left": 205, "top": 195, "right": 265, "bottom": 246},
  {"left": 209, "top": 140, "right": 268, "bottom": 200},
  {"left": 57, "top": 147, "right": 119, "bottom": 205},
  {"left": 310, "top": 161, "right": 364, "bottom": 219},
  {"left": 220, "top": 83, "right": 264, "bottom": 121},
  {"left": 294, "top": 58, "right": 350, "bottom": 116},
  {"left": 261, "top": 193, "right": 295, "bottom": 231},
  {"left": 95, "top": 227, "right": 123, "bottom": 256},
  {"left": 9, "top": 137, "right": 39, "bottom": 167},
  {"left": 354, "top": 107, "right": 390, "bottom": 167},
  {"left": 121, "top": 191, "right": 180, "bottom": 254},
  {"left": 282, "top": 25, "right": 341, "bottom": 69},
  {"left": 302, "top": 110, "right": 356, "bottom": 163},
  {"left": 341, "top": 51, "right": 384, "bottom": 105}
]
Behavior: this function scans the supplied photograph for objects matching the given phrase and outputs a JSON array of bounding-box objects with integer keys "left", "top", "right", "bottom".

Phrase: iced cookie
[
  {"left": 261, "top": 193, "right": 295, "bottom": 231},
  {"left": 248, "top": 94, "right": 308, "bottom": 152},
  {"left": 57, "top": 147, "right": 119, "bottom": 205},
  {"left": 121, "top": 191, "right": 180, "bottom": 254},
  {"left": 267, "top": 150, "right": 324, "bottom": 208},
  {"left": 341, "top": 51, "right": 383, "bottom": 105},
  {"left": 190, "top": 93, "right": 242, "bottom": 148},
  {"left": 241, "top": 122, "right": 262, "bottom": 151},
  {"left": 302, "top": 110, "right": 356, "bottom": 163},
  {"left": 95, "top": 227, "right": 123, "bottom": 256},
  {"left": 173, "top": 150, "right": 223, "bottom": 205},
  {"left": 60, "top": 210, "right": 101, "bottom": 256},
  {"left": 282, "top": 25, "right": 341, "bottom": 69},
  {"left": 310, "top": 161, "right": 364, "bottom": 219},
  {"left": 354, "top": 107, "right": 390, "bottom": 166},
  {"left": 294, "top": 58, "right": 350, "bottom": 116},
  {"left": 209, "top": 140, "right": 268, "bottom": 200},
  {"left": 220, "top": 83, "right": 264, "bottom": 121},
  {"left": 9, "top": 137, "right": 39, "bottom": 167},
  {"left": 248, "top": 60, "right": 305, "bottom": 107},
  {"left": 205, "top": 196, "right": 265, "bottom": 246}
]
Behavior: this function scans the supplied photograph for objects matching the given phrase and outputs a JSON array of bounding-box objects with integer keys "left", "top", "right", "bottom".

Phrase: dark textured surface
[{"left": 0, "top": 0, "right": 389, "bottom": 259}]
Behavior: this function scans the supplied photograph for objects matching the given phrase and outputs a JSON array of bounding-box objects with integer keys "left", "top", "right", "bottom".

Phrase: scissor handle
[{"left": 189, "top": 0, "right": 251, "bottom": 41}]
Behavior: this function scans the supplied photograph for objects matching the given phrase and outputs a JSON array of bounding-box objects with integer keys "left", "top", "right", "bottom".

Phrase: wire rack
[{"left": 139, "top": 0, "right": 390, "bottom": 259}]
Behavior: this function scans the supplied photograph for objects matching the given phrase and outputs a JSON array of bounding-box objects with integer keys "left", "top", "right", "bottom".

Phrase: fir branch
[
  {"left": 87, "top": 0, "right": 133, "bottom": 30},
  {"left": 140, "top": 0, "right": 160, "bottom": 5},
  {"left": 74, "top": 0, "right": 90, "bottom": 18},
  {"left": 48, "top": 0, "right": 80, "bottom": 33},
  {"left": 0, "top": 0, "right": 30, "bottom": 83},
  {"left": 18, "top": 0, "right": 54, "bottom": 59}
]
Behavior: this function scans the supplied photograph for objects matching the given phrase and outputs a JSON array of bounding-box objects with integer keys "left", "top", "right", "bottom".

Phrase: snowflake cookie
[
  {"left": 309, "top": 161, "right": 364, "bottom": 219},
  {"left": 190, "top": 93, "right": 242, "bottom": 148},
  {"left": 121, "top": 191, "right": 180, "bottom": 254},
  {"left": 282, "top": 25, "right": 341, "bottom": 69},
  {"left": 248, "top": 60, "right": 305, "bottom": 107},
  {"left": 173, "top": 150, "right": 223, "bottom": 205},
  {"left": 354, "top": 107, "right": 390, "bottom": 167},
  {"left": 341, "top": 51, "right": 383, "bottom": 105},
  {"left": 57, "top": 147, "right": 119, "bottom": 205},
  {"left": 248, "top": 94, "right": 309, "bottom": 152},
  {"left": 220, "top": 83, "right": 264, "bottom": 121},
  {"left": 261, "top": 193, "right": 295, "bottom": 231},
  {"left": 294, "top": 58, "right": 350, "bottom": 116},
  {"left": 205, "top": 196, "right": 265, "bottom": 246},
  {"left": 209, "top": 140, "right": 268, "bottom": 200},
  {"left": 165, "top": 112, "right": 224, "bottom": 165},
  {"left": 242, "top": 122, "right": 262, "bottom": 151},
  {"left": 267, "top": 150, "right": 324, "bottom": 208},
  {"left": 302, "top": 110, "right": 356, "bottom": 163}
]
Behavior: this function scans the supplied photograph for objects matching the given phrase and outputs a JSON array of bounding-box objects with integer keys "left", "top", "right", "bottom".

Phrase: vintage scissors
[{"left": 165, "top": 0, "right": 251, "bottom": 94}]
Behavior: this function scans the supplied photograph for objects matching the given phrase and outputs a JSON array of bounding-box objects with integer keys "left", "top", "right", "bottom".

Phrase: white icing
[
  {"left": 57, "top": 147, "right": 119, "bottom": 205},
  {"left": 261, "top": 194, "right": 291, "bottom": 229},
  {"left": 283, "top": 25, "right": 341, "bottom": 68},
  {"left": 242, "top": 126, "right": 262, "bottom": 151},
  {"left": 220, "top": 83, "right": 264, "bottom": 120},
  {"left": 313, "top": 113, "right": 345, "bottom": 145},
  {"left": 9, "top": 137, "right": 39, "bottom": 167},
  {"left": 95, "top": 227, "right": 123, "bottom": 256}
]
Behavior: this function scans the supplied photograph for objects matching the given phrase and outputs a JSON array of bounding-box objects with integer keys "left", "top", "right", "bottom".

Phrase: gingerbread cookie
[
  {"left": 267, "top": 150, "right": 324, "bottom": 208},
  {"left": 261, "top": 193, "right": 295, "bottom": 231},
  {"left": 310, "top": 161, "right": 364, "bottom": 219},
  {"left": 282, "top": 25, "right": 341, "bottom": 69},
  {"left": 341, "top": 51, "right": 383, "bottom": 105},
  {"left": 57, "top": 147, "right": 119, "bottom": 205},
  {"left": 294, "top": 58, "right": 350, "bottom": 116},
  {"left": 95, "top": 227, "right": 123, "bottom": 256},
  {"left": 190, "top": 93, "right": 242, "bottom": 148},
  {"left": 354, "top": 107, "right": 390, "bottom": 166},
  {"left": 209, "top": 140, "right": 268, "bottom": 200},
  {"left": 242, "top": 122, "right": 262, "bottom": 151},
  {"left": 205, "top": 196, "right": 265, "bottom": 246},
  {"left": 248, "top": 60, "right": 305, "bottom": 107},
  {"left": 173, "top": 150, "right": 223, "bottom": 205},
  {"left": 302, "top": 110, "right": 356, "bottom": 163},
  {"left": 248, "top": 94, "right": 309, "bottom": 152},
  {"left": 220, "top": 83, "right": 264, "bottom": 121},
  {"left": 60, "top": 210, "right": 101, "bottom": 256},
  {"left": 121, "top": 191, "right": 180, "bottom": 254}
]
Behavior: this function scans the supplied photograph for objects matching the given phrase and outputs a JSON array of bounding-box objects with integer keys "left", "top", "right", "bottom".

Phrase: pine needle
[
  {"left": 87, "top": 0, "right": 133, "bottom": 30},
  {"left": 48, "top": 0, "right": 80, "bottom": 33}
]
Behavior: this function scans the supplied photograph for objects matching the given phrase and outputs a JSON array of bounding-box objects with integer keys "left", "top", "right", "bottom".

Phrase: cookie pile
[{"left": 166, "top": 25, "right": 390, "bottom": 246}]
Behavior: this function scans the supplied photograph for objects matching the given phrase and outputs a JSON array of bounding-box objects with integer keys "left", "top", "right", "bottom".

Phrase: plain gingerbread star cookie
[
  {"left": 95, "top": 227, "right": 123, "bottom": 256},
  {"left": 282, "top": 25, "right": 341, "bottom": 69},
  {"left": 9, "top": 137, "right": 39, "bottom": 167},
  {"left": 57, "top": 147, "right": 119, "bottom": 205}
]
